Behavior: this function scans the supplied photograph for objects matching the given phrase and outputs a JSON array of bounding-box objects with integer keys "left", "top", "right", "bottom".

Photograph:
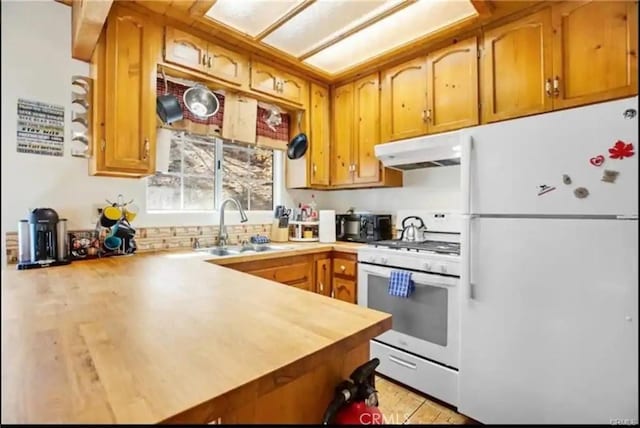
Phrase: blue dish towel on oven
[{"left": 388, "top": 270, "right": 414, "bottom": 298}]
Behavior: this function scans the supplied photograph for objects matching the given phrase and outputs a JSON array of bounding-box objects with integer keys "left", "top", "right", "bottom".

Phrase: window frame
[{"left": 146, "top": 130, "right": 279, "bottom": 213}]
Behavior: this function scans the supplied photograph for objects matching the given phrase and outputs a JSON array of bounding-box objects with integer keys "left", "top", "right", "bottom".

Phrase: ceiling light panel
[
  {"left": 205, "top": 0, "right": 304, "bottom": 37},
  {"left": 262, "top": 0, "right": 402, "bottom": 57},
  {"left": 304, "top": 0, "right": 478, "bottom": 73}
]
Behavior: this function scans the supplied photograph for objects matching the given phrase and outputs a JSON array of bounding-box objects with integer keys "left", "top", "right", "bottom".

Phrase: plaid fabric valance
[{"left": 156, "top": 77, "right": 291, "bottom": 150}]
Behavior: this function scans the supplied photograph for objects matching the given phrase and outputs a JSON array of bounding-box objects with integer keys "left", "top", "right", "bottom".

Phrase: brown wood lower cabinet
[
  {"left": 224, "top": 251, "right": 358, "bottom": 304},
  {"left": 331, "top": 252, "right": 358, "bottom": 304}
]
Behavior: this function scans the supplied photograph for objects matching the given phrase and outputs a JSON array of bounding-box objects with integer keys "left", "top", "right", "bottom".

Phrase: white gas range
[{"left": 357, "top": 211, "right": 461, "bottom": 406}]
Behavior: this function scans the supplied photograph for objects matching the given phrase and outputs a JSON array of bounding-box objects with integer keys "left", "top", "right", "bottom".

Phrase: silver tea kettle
[{"left": 400, "top": 216, "right": 426, "bottom": 242}]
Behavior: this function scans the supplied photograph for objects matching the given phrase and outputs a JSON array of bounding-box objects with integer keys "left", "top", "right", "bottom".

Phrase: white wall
[{"left": 311, "top": 166, "right": 461, "bottom": 213}]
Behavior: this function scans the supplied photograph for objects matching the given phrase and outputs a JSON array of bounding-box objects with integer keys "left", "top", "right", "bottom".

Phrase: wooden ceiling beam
[
  {"left": 255, "top": 0, "right": 316, "bottom": 41},
  {"left": 71, "top": 0, "right": 114, "bottom": 61},
  {"left": 470, "top": 0, "right": 494, "bottom": 18},
  {"left": 189, "top": 0, "right": 217, "bottom": 17},
  {"left": 297, "top": 0, "right": 417, "bottom": 61}
]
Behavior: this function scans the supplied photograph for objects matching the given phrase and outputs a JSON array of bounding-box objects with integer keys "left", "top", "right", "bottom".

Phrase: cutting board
[{"left": 222, "top": 93, "right": 257, "bottom": 144}]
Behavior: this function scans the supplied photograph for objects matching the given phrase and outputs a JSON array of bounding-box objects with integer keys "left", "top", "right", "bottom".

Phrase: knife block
[{"left": 271, "top": 220, "right": 289, "bottom": 242}]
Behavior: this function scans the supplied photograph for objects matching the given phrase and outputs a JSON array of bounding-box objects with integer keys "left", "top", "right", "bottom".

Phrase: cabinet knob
[
  {"left": 208, "top": 56, "right": 212, "bottom": 68},
  {"left": 426, "top": 109, "right": 432, "bottom": 121},
  {"left": 143, "top": 138, "right": 150, "bottom": 160},
  {"left": 553, "top": 76, "right": 560, "bottom": 97},
  {"left": 202, "top": 53, "right": 207, "bottom": 65},
  {"left": 340, "top": 265, "right": 346, "bottom": 271},
  {"left": 319, "top": 282, "right": 324, "bottom": 292},
  {"left": 313, "top": 163, "right": 317, "bottom": 174}
]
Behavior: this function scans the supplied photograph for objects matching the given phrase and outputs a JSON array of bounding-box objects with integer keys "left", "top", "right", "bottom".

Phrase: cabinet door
[
  {"left": 250, "top": 61, "right": 280, "bottom": 98},
  {"left": 380, "top": 57, "right": 428, "bottom": 142},
  {"left": 164, "top": 26, "right": 207, "bottom": 73},
  {"left": 333, "top": 278, "right": 357, "bottom": 304},
  {"left": 250, "top": 261, "right": 312, "bottom": 285},
  {"left": 331, "top": 83, "right": 354, "bottom": 186},
  {"left": 279, "top": 73, "right": 307, "bottom": 105},
  {"left": 104, "top": 8, "right": 160, "bottom": 173},
  {"left": 309, "top": 84, "right": 331, "bottom": 186},
  {"left": 315, "top": 258, "right": 332, "bottom": 296},
  {"left": 221, "top": 93, "right": 257, "bottom": 144},
  {"left": 481, "top": 9, "right": 553, "bottom": 123},
  {"left": 353, "top": 73, "right": 381, "bottom": 184},
  {"left": 250, "top": 60, "right": 306, "bottom": 105},
  {"left": 551, "top": 1, "right": 638, "bottom": 110},
  {"left": 204, "top": 43, "right": 250, "bottom": 89},
  {"left": 426, "top": 37, "right": 479, "bottom": 134}
]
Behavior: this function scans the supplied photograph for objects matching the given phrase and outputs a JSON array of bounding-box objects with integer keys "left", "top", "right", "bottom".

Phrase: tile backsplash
[{"left": 5, "top": 223, "right": 272, "bottom": 264}]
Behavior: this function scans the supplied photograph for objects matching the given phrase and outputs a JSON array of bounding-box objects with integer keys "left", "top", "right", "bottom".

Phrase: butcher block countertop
[{"left": 1, "top": 248, "right": 389, "bottom": 424}]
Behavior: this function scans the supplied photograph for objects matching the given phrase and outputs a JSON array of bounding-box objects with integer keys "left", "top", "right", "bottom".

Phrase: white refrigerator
[{"left": 458, "top": 97, "right": 639, "bottom": 424}]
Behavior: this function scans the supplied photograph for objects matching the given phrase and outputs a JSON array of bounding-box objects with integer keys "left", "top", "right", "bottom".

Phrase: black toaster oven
[{"left": 335, "top": 214, "right": 392, "bottom": 243}]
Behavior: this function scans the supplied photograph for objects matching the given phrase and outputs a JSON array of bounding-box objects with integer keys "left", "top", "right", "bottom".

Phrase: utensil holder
[{"left": 271, "top": 220, "right": 289, "bottom": 242}]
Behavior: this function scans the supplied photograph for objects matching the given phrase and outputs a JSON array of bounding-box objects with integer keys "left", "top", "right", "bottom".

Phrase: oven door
[{"left": 358, "top": 263, "right": 459, "bottom": 369}]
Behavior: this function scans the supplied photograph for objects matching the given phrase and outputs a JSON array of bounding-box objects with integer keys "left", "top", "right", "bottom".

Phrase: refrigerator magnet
[
  {"left": 623, "top": 108, "right": 637, "bottom": 119},
  {"left": 574, "top": 187, "right": 589, "bottom": 199},
  {"left": 608, "top": 141, "right": 634, "bottom": 159},
  {"left": 589, "top": 155, "right": 605, "bottom": 166},
  {"left": 537, "top": 184, "right": 556, "bottom": 196},
  {"left": 562, "top": 174, "right": 572, "bottom": 185},
  {"left": 601, "top": 170, "right": 620, "bottom": 183}
]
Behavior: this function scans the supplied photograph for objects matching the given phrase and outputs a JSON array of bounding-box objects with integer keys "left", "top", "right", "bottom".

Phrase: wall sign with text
[{"left": 17, "top": 98, "right": 64, "bottom": 157}]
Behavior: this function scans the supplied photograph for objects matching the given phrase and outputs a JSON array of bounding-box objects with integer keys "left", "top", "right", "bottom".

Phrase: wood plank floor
[{"left": 375, "top": 376, "right": 476, "bottom": 425}]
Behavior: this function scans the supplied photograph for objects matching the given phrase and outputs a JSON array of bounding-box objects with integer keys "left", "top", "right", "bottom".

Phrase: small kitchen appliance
[
  {"left": 336, "top": 213, "right": 392, "bottom": 243},
  {"left": 17, "top": 208, "right": 71, "bottom": 270}
]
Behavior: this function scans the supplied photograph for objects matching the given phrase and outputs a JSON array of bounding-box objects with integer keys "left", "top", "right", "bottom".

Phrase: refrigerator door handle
[
  {"left": 462, "top": 215, "right": 476, "bottom": 301},
  {"left": 461, "top": 135, "right": 473, "bottom": 214}
]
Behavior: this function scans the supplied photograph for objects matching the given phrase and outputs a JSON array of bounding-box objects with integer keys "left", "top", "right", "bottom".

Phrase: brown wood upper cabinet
[
  {"left": 426, "top": 36, "right": 479, "bottom": 133},
  {"left": 309, "top": 83, "right": 331, "bottom": 186},
  {"left": 381, "top": 57, "right": 428, "bottom": 142},
  {"left": 482, "top": 1, "right": 637, "bottom": 123},
  {"left": 250, "top": 60, "right": 307, "bottom": 105},
  {"left": 481, "top": 9, "right": 553, "bottom": 123},
  {"left": 353, "top": 74, "right": 381, "bottom": 183},
  {"left": 90, "top": 5, "right": 161, "bottom": 177},
  {"left": 331, "top": 73, "right": 381, "bottom": 185},
  {"left": 551, "top": 0, "right": 638, "bottom": 110},
  {"left": 164, "top": 27, "right": 249, "bottom": 90},
  {"left": 331, "top": 82, "right": 355, "bottom": 186}
]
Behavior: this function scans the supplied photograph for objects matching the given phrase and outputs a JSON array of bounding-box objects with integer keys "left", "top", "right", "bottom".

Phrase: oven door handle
[{"left": 359, "top": 264, "right": 458, "bottom": 288}]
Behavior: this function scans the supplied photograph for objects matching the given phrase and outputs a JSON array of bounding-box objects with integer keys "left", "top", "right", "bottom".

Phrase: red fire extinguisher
[{"left": 322, "top": 358, "right": 384, "bottom": 425}]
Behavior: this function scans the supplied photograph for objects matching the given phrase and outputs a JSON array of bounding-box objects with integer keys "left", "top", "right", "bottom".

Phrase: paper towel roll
[{"left": 319, "top": 210, "right": 336, "bottom": 243}]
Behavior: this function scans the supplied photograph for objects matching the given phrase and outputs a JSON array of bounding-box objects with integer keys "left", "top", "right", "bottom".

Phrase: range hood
[{"left": 375, "top": 130, "right": 462, "bottom": 170}]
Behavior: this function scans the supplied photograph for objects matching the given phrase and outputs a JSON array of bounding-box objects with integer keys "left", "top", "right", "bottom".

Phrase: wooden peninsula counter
[{"left": 1, "top": 251, "right": 391, "bottom": 424}]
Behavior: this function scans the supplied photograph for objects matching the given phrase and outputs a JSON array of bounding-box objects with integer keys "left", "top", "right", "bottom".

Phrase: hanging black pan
[
  {"left": 156, "top": 67, "right": 184, "bottom": 124},
  {"left": 288, "top": 111, "right": 308, "bottom": 160}
]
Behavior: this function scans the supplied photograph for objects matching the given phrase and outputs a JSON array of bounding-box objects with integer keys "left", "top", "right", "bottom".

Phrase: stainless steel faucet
[{"left": 217, "top": 198, "right": 248, "bottom": 247}]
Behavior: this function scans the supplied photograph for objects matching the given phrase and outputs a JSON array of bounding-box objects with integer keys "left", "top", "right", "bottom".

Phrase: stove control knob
[
  {"left": 439, "top": 264, "right": 448, "bottom": 274},
  {"left": 423, "top": 262, "right": 431, "bottom": 270},
  {"left": 380, "top": 257, "right": 388, "bottom": 265},
  {"left": 369, "top": 256, "right": 377, "bottom": 263}
]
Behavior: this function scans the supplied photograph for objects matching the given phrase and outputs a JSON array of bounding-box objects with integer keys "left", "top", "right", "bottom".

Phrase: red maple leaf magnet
[{"left": 608, "top": 140, "right": 634, "bottom": 159}]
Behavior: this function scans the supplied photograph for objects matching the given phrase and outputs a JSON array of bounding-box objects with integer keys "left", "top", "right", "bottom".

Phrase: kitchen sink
[{"left": 195, "top": 244, "right": 293, "bottom": 257}]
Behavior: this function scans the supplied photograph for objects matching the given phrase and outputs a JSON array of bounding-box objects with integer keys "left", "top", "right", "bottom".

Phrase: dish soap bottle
[{"left": 309, "top": 194, "right": 318, "bottom": 221}]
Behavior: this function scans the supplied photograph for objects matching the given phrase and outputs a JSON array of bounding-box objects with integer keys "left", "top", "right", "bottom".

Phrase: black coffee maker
[{"left": 17, "top": 208, "right": 71, "bottom": 270}]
